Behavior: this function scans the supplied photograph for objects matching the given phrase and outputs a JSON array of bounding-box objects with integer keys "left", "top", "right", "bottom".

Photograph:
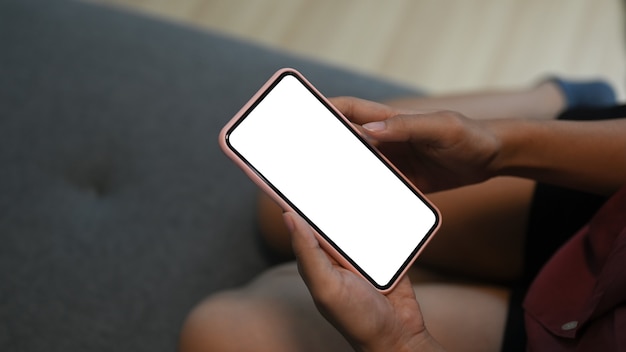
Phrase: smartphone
[{"left": 219, "top": 68, "right": 440, "bottom": 292}]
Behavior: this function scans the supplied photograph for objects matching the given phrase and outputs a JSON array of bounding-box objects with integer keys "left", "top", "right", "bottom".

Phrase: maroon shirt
[{"left": 524, "top": 186, "right": 626, "bottom": 351}]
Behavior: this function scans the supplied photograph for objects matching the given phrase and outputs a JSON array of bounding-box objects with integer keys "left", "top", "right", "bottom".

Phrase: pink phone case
[{"left": 218, "top": 68, "right": 440, "bottom": 293}]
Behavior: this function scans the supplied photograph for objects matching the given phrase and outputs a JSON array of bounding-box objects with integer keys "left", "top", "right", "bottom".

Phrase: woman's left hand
[{"left": 285, "top": 211, "right": 445, "bottom": 352}]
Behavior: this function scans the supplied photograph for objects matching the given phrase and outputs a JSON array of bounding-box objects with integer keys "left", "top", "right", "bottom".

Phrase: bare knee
[
  {"left": 179, "top": 292, "right": 239, "bottom": 352},
  {"left": 179, "top": 263, "right": 351, "bottom": 352},
  {"left": 416, "top": 284, "right": 510, "bottom": 352},
  {"left": 179, "top": 290, "right": 301, "bottom": 352}
]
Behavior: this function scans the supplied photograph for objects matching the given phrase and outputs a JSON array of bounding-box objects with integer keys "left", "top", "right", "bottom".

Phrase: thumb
[
  {"left": 284, "top": 212, "right": 336, "bottom": 290},
  {"left": 361, "top": 113, "right": 440, "bottom": 144}
]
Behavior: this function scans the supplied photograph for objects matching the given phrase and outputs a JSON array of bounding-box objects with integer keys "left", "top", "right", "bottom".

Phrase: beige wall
[{"left": 88, "top": 0, "right": 626, "bottom": 99}]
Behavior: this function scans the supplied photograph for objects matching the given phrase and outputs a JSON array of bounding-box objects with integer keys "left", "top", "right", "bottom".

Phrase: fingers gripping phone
[{"left": 219, "top": 68, "right": 440, "bottom": 292}]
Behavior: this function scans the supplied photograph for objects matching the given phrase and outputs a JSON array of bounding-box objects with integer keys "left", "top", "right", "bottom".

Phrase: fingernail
[{"left": 362, "top": 121, "right": 386, "bottom": 132}]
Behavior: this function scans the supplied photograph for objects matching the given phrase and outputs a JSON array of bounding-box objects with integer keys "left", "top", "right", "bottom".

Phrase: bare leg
[
  {"left": 386, "top": 81, "right": 565, "bottom": 120},
  {"left": 418, "top": 177, "right": 532, "bottom": 282},
  {"left": 179, "top": 263, "right": 509, "bottom": 352},
  {"left": 257, "top": 191, "right": 294, "bottom": 258},
  {"left": 260, "top": 176, "right": 533, "bottom": 282}
]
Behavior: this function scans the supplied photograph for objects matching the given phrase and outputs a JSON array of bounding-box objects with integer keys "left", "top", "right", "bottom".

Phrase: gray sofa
[{"left": 0, "top": 0, "right": 419, "bottom": 351}]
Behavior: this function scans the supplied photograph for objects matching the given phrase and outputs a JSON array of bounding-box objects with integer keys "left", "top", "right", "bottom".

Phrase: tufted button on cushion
[{"left": 0, "top": 0, "right": 420, "bottom": 351}]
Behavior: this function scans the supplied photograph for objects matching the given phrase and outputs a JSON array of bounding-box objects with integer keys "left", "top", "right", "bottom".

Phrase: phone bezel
[{"left": 219, "top": 68, "right": 440, "bottom": 292}]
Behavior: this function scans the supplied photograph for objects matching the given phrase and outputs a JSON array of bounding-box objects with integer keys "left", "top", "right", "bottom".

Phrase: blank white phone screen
[{"left": 227, "top": 73, "right": 438, "bottom": 289}]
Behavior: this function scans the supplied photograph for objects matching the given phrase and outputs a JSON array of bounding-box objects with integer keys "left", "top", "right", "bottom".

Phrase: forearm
[{"left": 489, "top": 118, "right": 626, "bottom": 195}]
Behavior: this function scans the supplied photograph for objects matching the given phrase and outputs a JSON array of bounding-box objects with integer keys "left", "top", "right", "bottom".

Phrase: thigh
[
  {"left": 409, "top": 265, "right": 510, "bottom": 352},
  {"left": 419, "top": 176, "right": 535, "bottom": 282},
  {"left": 415, "top": 282, "right": 510, "bottom": 352},
  {"left": 258, "top": 176, "right": 534, "bottom": 279},
  {"left": 180, "top": 263, "right": 355, "bottom": 352},
  {"left": 181, "top": 263, "right": 510, "bottom": 352}
]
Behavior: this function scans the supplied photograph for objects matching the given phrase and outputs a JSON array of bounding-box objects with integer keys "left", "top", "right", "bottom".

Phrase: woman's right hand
[{"left": 330, "top": 97, "right": 503, "bottom": 193}]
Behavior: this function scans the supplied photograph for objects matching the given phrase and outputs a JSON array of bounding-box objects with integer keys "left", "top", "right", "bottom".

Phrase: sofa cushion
[{"left": 0, "top": 0, "right": 419, "bottom": 351}]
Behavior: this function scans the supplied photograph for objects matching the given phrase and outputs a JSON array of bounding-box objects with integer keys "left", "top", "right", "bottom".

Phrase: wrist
[{"left": 485, "top": 118, "right": 537, "bottom": 178}]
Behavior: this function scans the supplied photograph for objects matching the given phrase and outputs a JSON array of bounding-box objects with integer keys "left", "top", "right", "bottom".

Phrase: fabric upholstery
[{"left": 0, "top": 0, "right": 419, "bottom": 350}]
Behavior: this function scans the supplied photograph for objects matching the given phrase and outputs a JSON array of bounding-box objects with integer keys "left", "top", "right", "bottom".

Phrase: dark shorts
[{"left": 501, "top": 105, "right": 626, "bottom": 351}]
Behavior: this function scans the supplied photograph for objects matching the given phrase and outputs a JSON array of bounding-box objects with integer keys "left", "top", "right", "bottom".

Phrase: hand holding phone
[
  {"left": 330, "top": 96, "right": 502, "bottom": 193},
  {"left": 219, "top": 68, "right": 440, "bottom": 292}
]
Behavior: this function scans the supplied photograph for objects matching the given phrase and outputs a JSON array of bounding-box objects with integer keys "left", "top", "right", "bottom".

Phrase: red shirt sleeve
[{"left": 524, "top": 186, "right": 626, "bottom": 351}]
